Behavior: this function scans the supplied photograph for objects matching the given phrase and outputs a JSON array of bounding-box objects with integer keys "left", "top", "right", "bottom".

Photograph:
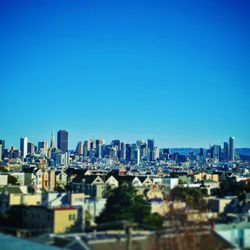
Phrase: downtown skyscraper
[
  {"left": 20, "top": 137, "right": 28, "bottom": 157},
  {"left": 57, "top": 130, "right": 68, "bottom": 152},
  {"left": 229, "top": 136, "right": 235, "bottom": 161}
]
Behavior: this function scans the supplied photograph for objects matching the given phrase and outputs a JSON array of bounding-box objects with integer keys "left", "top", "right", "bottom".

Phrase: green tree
[
  {"left": 169, "top": 187, "right": 206, "bottom": 211},
  {"left": 96, "top": 184, "right": 163, "bottom": 230},
  {"left": 102, "top": 184, "right": 114, "bottom": 198}
]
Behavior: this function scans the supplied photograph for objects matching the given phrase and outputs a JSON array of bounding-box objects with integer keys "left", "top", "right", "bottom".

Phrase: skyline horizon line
[{"left": 2, "top": 131, "right": 249, "bottom": 150}]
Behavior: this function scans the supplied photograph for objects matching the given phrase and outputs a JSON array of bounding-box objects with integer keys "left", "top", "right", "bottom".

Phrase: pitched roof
[{"left": 72, "top": 175, "right": 104, "bottom": 184}]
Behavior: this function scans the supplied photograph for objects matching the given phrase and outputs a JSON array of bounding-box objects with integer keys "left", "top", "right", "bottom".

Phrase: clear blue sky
[{"left": 1, "top": 0, "right": 250, "bottom": 149}]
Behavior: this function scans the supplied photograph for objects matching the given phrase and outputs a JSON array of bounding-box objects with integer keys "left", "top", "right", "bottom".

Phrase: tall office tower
[
  {"left": 120, "top": 142, "right": 126, "bottom": 160},
  {"left": 83, "top": 140, "right": 89, "bottom": 156},
  {"left": 89, "top": 139, "right": 96, "bottom": 150},
  {"left": 50, "top": 131, "right": 56, "bottom": 149},
  {"left": 95, "top": 144, "right": 103, "bottom": 158},
  {"left": 27, "top": 142, "right": 35, "bottom": 155},
  {"left": 112, "top": 140, "right": 121, "bottom": 159},
  {"left": 125, "top": 144, "right": 131, "bottom": 162},
  {"left": 112, "top": 140, "right": 121, "bottom": 150},
  {"left": 229, "top": 136, "right": 235, "bottom": 161},
  {"left": 76, "top": 141, "right": 83, "bottom": 155},
  {"left": 162, "top": 148, "right": 170, "bottom": 160},
  {"left": 20, "top": 137, "right": 28, "bottom": 157},
  {"left": 211, "top": 145, "right": 221, "bottom": 161},
  {"left": 140, "top": 143, "right": 147, "bottom": 159},
  {"left": 95, "top": 139, "right": 105, "bottom": 150},
  {"left": 109, "top": 146, "right": 118, "bottom": 160},
  {"left": 0, "top": 140, "right": 5, "bottom": 158},
  {"left": 135, "top": 147, "right": 140, "bottom": 165},
  {"left": 130, "top": 144, "right": 138, "bottom": 162},
  {"left": 0, "top": 145, "right": 2, "bottom": 161},
  {"left": 223, "top": 142, "right": 229, "bottom": 161},
  {"left": 57, "top": 130, "right": 68, "bottom": 152},
  {"left": 154, "top": 147, "right": 160, "bottom": 160},
  {"left": 38, "top": 141, "right": 48, "bottom": 152},
  {"left": 148, "top": 139, "right": 155, "bottom": 162},
  {"left": 103, "top": 144, "right": 111, "bottom": 157}
]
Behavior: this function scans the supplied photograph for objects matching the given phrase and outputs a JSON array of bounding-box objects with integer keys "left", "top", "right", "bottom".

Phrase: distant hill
[
  {"left": 169, "top": 148, "right": 201, "bottom": 155},
  {"left": 239, "top": 154, "right": 250, "bottom": 161},
  {"left": 166, "top": 148, "right": 250, "bottom": 156},
  {"left": 238, "top": 148, "right": 250, "bottom": 156}
]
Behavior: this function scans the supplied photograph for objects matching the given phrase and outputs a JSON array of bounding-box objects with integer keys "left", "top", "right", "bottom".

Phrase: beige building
[
  {"left": 43, "top": 169, "right": 56, "bottom": 191},
  {"left": 194, "top": 172, "right": 219, "bottom": 182},
  {"left": 9, "top": 205, "right": 80, "bottom": 234}
]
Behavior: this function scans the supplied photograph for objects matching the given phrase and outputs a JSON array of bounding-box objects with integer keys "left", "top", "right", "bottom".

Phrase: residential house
[
  {"left": 6, "top": 205, "right": 81, "bottom": 234},
  {"left": 104, "top": 175, "right": 119, "bottom": 188},
  {"left": 55, "top": 170, "right": 67, "bottom": 189},
  {"left": 72, "top": 175, "right": 105, "bottom": 199}
]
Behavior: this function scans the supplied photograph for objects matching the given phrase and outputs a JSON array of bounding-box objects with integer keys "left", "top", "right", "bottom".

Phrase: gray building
[{"left": 229, "top": 136, "right": 235, "bottom": 161}]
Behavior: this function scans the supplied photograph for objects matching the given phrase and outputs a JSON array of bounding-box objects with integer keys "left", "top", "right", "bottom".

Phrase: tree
[
  {"left": 169, "top": 187, "right": 206, "bottom": 211},
  {"left": 96, "top": 184, "right": 163, "bottom": 230},
  {"left": 8, "top": 175, "right": 18, "bottom": 185},
  {"left": 102, "top": 184, "right": 114, "bottom": 198}
]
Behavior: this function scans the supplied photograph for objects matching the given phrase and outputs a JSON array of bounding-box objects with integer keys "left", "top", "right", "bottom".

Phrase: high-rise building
[
  {"left": 20, "top": 137, "right": 28, "bottom": 157},
  {"left": 112, "top": 140, "right": 121, "bottom": 150},
  {"left": 211, "top": 145, "right": 221, "bottom": 161},
  {"left": 83, "top": 140, "right": 89, "bottom": 156},
  {"left": 125, "top": 144, "right": 131, "bottom": 162},
  {"left": 27, "top": 142, "right": 35, "bottom": 155},
  {"left": 112, "top": 140, "right": 121, "bottom": 158},
  {"left": 154, "top": 147, "right": 160, "bottom": 160},
  {"left": 57, "top": 130, "right": 68, "bottom": 152},
  {"left": 95, "top": 139, "right": 105, "bottom": 154},
  {"left": 76, "top": 141, "right": 83, "bottom": 155},
  {"left": 0, "top": 140, "right": 5, "bottom": 158},
  {"left": 223, "top": 142, "right": 229, "bottom": 161},
  {"left": 50, "top": 131, "right": 56, "bottom": 149},
  {"left": 229, "top": 136, "right": 235, "bottom": 161},
  {"left": 120, "top": 142, "right": 126, "bottom": 160},
  {"left": 162, "top": 148, "right": 170, "bottom": 160},
  {"left": 89, "top": 139, "right": 96, "bottom": 150},
  {"left": 140, "top": 143, "right": 147, "bottom": 159},
  {"left": 135, "top": 147, "right": 140, "bottom": 165},
  {"left": 148, "top": 139, "right": 155, "bottom": 162},
  {"left": 95, "top": 144, "right": 103, "bottom": 158},
  {"left": 38, "top": 141, "right": 48, "bottom": 152},
  {"left": 130, "top": 144, "right": 137, "bottom": 162}
]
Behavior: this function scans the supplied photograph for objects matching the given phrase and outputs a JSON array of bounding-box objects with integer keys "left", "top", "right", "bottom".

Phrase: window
[{"left": 69, "top": 214, "right": 76, "bottom": 220}]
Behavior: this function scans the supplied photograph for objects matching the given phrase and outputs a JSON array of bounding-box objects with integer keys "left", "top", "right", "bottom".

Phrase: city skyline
[
  {"left": 1, "top": 0, "right": 250, "bottom": 148},
  {"left": 0, "top": 130, "right": 245, "bottom": 151}
]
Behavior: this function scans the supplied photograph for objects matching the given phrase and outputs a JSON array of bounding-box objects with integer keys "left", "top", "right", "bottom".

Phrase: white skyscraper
[
  {"left": 50, "top": 131, "right": 56, "bottom": 149},
  {"left": 20, "top": 137, "right": 28, "bottom": 157}
]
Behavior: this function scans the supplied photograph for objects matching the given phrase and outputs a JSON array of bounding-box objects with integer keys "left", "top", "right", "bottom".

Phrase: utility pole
[{"left": 126, "top": 224, "right": 133, "bottom": 250}]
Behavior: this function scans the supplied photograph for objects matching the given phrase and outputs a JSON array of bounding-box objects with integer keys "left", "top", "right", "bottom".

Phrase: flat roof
[{"left": 0, "top": 233, "right": 60, "bottom": 250}]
